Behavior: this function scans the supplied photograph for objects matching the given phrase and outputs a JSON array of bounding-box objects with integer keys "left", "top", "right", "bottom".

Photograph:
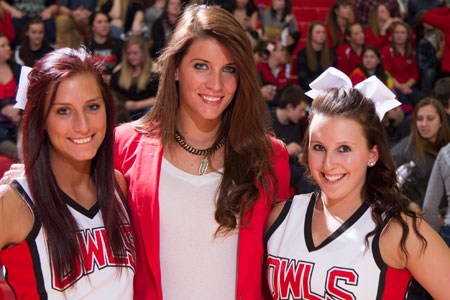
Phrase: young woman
[
  {"left": 297, "top": 21, "right": 335, "bottom": 91},
  {"left": 110, "top": 35, "right": 157, "bottom": 120},
  {"left": 149, "top": 0, "right": 182, "bottom": 59},
  {"left": 336, "top": 22, "right": 365, "bottom": 75},
  {"left": 265, "top": 68, "right": 450, "bottom": 299},
  {"left": 84, "top": 11, "right": 123, "bottom": 79},
  {"left": 261, "top": 0, "right": 300, "bottom": 55},
  {"left": 326, "top": 0, "right": 353, "bottom": 49},
  {"left": 0, "top": 33, "right": 20, "bottom": 159},
  {"left": 14, "top": 18, "right": 54, "bottom": 67},
  {"left": 381, "top": 21, "right": 420, "bottom": 107},
  {"left": 365, "top": 3, "right": 401, "bottom": 49},
  {"left": 0, "top": 48, "right": 135, "bottom": 299},
  {"left": 114, "top": 5, "right": 289, "bottom": 299},
  {"left": 391, "top": 98, "right": 450, "bottom": 209},
  {"left": 256, "top": 40, "right": 290, "bottom": 91},
  {"left": 350, "top": 46, "right": 393, "bottom": 89},
  {"left": 225, "top": 0, "right": 259, "bottom": 41}
]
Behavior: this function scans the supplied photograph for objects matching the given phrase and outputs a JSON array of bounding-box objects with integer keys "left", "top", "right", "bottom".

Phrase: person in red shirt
[
  {"left": 423, "top": 7, "right": 450, "bottom": 77},
  {"left": 365, "top": 3, "right": 401, "bottom": 49},
  {"left": 336, "top": 22, "right": 365, "bottom": 75},
  {"left": 257, "top": 40, "right": 289, "bottom": 91},
  {"left": 326, "top": 0, "right": 353, "bottom": 49},
  {"left": 381, "top": 21, "right": 420, "bottom": 107}
]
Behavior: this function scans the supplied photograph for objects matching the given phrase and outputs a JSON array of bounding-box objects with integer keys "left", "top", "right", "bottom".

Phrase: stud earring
[{"left": 369, "top": 161, "right": 375, "bottom": 167}]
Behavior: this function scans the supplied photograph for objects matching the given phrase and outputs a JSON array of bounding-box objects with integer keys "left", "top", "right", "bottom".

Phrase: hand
[
  {"left": 125, "top": 100, "right": 137, "bottom": 111},
  {"left": 0, "top": 163, "right": 24, "bottom": 185},
  {"left": 1, "top": 105, "right": 21, "bottom": 123},
  {"left": 39, "top": 8, "right": 52, "bottom": 20},
  {"left": 261, "top": 85, "right": 276, "bottom": 102},
  {"left": 131, "top": 23, "right": 142, "bottom": 36},
  {"left": 286, "top": 142, "right": 301, "bottom": 157},
  {"left": 11, "top": 8, "right": 25, "bottom": 19}
]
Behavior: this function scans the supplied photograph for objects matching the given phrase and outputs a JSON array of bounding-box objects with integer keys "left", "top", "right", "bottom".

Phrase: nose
[
  {"left": 323, "top": 151, "right": 336, "bottom": 171},
  {"left": 205, "top": 69, "right": 223, "bottom": 92},
  {"left": 73, "top": 110, "right": 89, "bottom": 134}
]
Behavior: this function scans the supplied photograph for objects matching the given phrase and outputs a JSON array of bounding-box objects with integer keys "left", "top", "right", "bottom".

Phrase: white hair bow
[
  {"left": 14, "top": 66, "right": 32, "bottom": 110},
  {"left": 305, "top": 67, "right": 401, "bottom": 120}
]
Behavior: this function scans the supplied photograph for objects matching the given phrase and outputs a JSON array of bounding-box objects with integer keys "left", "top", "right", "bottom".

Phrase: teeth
[
  {"left": 71, "top": 137, "right": 92, "bottom": 144},
  {"left": 324, "top": 174, "right": 345, "bottom": 182},
  {"left": 202, "top": 95, "right": 221, "bottom": 102}
]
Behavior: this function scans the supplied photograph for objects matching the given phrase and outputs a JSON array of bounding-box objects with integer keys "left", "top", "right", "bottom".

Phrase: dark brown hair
[
  {"left": 301, "top": 88, "right": 426, "bottom": 257},
  {"left": 21, "top": 47, "right": 133, "bottom": 283},
  {"left": 136, "top": 5, "right": 277, "bottom": 234},
  {"left": 326, "top": 0, "right": 352, "bottom": 48}
]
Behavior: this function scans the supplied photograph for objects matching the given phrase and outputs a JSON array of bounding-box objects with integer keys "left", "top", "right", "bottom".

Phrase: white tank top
[{"left": 159, "top": 157, "right": 238, "bottom": 299}]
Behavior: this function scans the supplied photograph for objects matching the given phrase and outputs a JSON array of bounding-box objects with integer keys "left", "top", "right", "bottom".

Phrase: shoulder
[
  {"left": 268, "top": 136, "right": 288, "bottom": 160},
  {"left": 114, "top": 170, "right": 128, "bottom": 196},
  {"left": 0, "top": 184, "right": 34, "bottom": 249}
]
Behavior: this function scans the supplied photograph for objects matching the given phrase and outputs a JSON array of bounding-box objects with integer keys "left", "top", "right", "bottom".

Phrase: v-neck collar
[{"left": 305, "top": 192, "right": 369, "bottom": 252}]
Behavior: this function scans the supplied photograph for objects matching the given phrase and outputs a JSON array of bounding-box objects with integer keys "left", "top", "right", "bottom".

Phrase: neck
[
  {"left": 396, "top": 43, "right": 406, "bottom": 53},
  {"left": 276, "top": 107, "right": 289, "bottom": 125},
  {"left": 176, "top": 110, "right": 222, "bottom": 149},
  {"left": 30, "top": 42, "right": 42, "bottom": 51},
  {"left": 317, "top": 191, "right": 364, "bottom": 221},
  {"left": 93, "top": 33, "right": 107, "bottom": 44},
  {"left": 132, "top": 65, "right": 142, "bottom": 76},
  {"left": 268, "top": 57, "right": 279, "bottom": 70},
  {"left": 365, "top": 67, "right": 375, "bottom": 74},
  {"left": 337, "top": 16, "right": 347, "bottom": 31},
  {"left": 350, "top": 42, "right": 363, "bottom": 54},
  {"left": 311, "top": 41, "right": 323, "bottom": 51}
]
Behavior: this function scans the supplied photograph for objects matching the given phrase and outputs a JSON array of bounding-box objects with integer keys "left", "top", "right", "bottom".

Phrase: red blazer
[{"left": 114, "top": 124, "right": 290, "bottom": 300}]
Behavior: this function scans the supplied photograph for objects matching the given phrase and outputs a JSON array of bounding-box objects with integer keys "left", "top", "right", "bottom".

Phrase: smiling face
[
  {"left": 308, "top": 114, "right": 378, "bottom": 205},
  {"left": 45, "top": 73, "right": 106, "bottom": 166},
  {"left": 176, "top": 38, "right": 238, "bottom": 127},
  {"left": 416, "top": 104, "right": 441, "bottom": 143},
  {"left": 362, "top": 49, "right": 380, "bottom": 73}
]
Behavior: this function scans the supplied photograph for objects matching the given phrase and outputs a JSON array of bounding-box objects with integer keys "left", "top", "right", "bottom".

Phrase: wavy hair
[
  {"left": 21, "top": 47, "right": 132, "bottom": 284},
  {"left": 136, "top": 5, "right": 277, "bottom": 234},
  {"left": 407, "top": 97, "right": 450, "bottom": 165},
  {"left": 301, "top": 88, "right": 426, "bottom": 258}
]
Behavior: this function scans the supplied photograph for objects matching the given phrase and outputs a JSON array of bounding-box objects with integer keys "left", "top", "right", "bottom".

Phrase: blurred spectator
[
  {"left": 269, "top": 84, "right": 313, "bottom": 194},
  {"left": 350, "top": 46, "right": 394, "bottom": 89},
  {"left": 0, "top": 33, "right": 20, "bottom": 160},
  {"left": 391, "top": 98, "right": 450, "bottom": 209},
  {"left": 415, "top": 11, "right": 445, "bottom": 92},
  {"left": 0, "top": 0, "right": 56, "bottom": 45},
  {"left": 14, "top": 18, "right": 53, "bottom": 67},
  {"left": 381, "top": 21, "right": 420, "bottom": 107},
  {"left": 56, "top": 0, "right": 97, "bottom": 48},
  {"left": 111, "top": 36, "right": 158, "bottom": 120},
  {"left": 99, "top": 0, "right": 144, "bottom": 39},
  {"left": 326, "top": 0, "right": 353, "bottom": 49},
  {"left": 336, "top": 22, "right": 364, "bottom": 75},
  {"left": 0, "top": 4, "right": 14, "bottom": 43},
  {"left": 423, "top": 143, "right": 450, "bottom": 242},
  {"left": 143, "top": 0, "right": 165, "bottom": 39},
  {"left": 407, "top": 0, "right": 445, "bottom": 27},
  {"left": 225, "top": 0, "right": 259, "bottom": 41},
  {"left": 84, "top": 11, "right": 123, "bottom": 81},
  {"left": 261, "top": 0, "right": 300, "bottom": 55},
  {"left": 433, "top": 77, "right": 450, "bottom": 123},
  {"left": 297, "top": 21, "right": 335, "bottom": 90},
  {"left": 423, "top": 7, "right": 450, "bottom": 78},
  {"left": 382, "top": 106, "right": 406, "bottom": 146},
  {"left": 150, "top": 0, "right": 182, "bottom": 59},
  {"left": 256, "top": 40, "right": 289, "bottom": 92},
  {"left": 353, "top": 0, "right": 400, "bottom": 27},
  {"left": 365, "top": 3, "right": 401, "bottom": 49}
]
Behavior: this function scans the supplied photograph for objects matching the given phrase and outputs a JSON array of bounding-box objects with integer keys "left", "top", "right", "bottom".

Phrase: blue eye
[
  {"left": 223, "top": 66, "right": 236, "bottom": 73},
  {"left": 88, "top": 103, "right": 100, "bottom": 111},
  {"left": 339, "top": 145, "right": 351, "bottom": 152},
  {"left": 194, "top": 63, "right": 208, "bottom": 70},
  {"left": 312, "top": 144, "right": 325, "bottom": 151},
  {"left": 56, "top": 107, "right": 69, "bottom": 115}
]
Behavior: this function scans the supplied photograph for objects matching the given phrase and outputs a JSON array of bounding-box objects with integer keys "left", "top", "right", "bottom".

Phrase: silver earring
[{"left": 369, "top": 161, "right": 375, "bottom": 167}]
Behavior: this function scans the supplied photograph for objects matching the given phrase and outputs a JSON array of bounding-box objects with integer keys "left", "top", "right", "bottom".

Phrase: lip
[
  {"left": 200, "top": 94, "right": 223, "bottom": 105},
  {"left": 69, "top": 134, "right": 95, "bottom": 145},
  {"left": 322, "top": 172, "right": 346, "bottom": 183}
]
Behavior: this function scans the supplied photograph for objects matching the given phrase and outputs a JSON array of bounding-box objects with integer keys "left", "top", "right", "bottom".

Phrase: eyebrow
[
  {"left": 52, "top": 97, "right": 102, "bottom": 105},
  {"left": 190, "top": 58, "right": 237, "bottom": 66},
  {"left": 310, "top": 140, "right": 357, "bottom": 145}
]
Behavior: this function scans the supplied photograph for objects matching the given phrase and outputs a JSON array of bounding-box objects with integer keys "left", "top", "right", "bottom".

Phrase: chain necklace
[{"left": 174, "top": 130, "right": 226, "bottom": 175}]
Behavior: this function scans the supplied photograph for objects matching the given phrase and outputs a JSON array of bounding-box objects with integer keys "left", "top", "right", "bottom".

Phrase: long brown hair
[
  {"left": 407, "top": 97, "right": 450, "bottom": 165},
  {"left": 21, "top": 47, "right": 133, "bottom": 283},
  {"left": 367, "top": 3, "right": 386, "bottom": 38},
  {"left": 390, "top": 21, "right": 414, "bottom": 58},
  {"left": 326, "top": 0, "right": 352, "bottom": 49},
  {"left": 306, "top": 21, "right": 333, "bottom": 73},
  {"left": 136, "top": 5, "right": 277, "bottom": 234},
  {"left": 301, "top": 88, "right": 426, "bottom": 258}
]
